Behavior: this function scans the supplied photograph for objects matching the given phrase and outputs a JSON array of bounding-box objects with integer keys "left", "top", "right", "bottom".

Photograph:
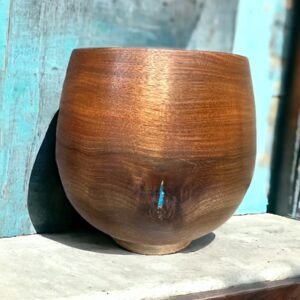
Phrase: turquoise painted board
[
  {"left": 0, "top": 0, "right": 289, "bottom": 237},
  {"left": 0, "top": 0, "right": 238, "bottom": 237},
  {"left": 187, "top": 0, "right": 238, "bottom": 52},
  {"left": 234, "top": 0, "right": 289, "bottom": 213}
]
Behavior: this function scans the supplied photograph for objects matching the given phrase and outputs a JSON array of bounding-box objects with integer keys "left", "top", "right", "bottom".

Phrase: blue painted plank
[
  {"left": 187, "top": 0, "right": 238, "bottom": 52},
  {"left": 0, "top": 0, "right": 10, "bottom": 71},
  {"left": 0, "top": 0, "right": 13, "bottom": 235},
  {"left": 233, "top": 0, "right": 288, "bottom": 213},
  {"left": 0, "top": 0, "right": 288, "bottom": 237},
  {"left": 0, "top": 0, "right": 208, "bottom": 237}
]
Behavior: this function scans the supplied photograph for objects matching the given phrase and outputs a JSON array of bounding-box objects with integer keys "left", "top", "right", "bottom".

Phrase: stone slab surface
[{"left": 0, "top": 213, "right": 300, "bottom": 300}]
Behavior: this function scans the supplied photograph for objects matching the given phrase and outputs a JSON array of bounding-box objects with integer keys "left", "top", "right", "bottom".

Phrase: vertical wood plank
[
  {"left": 269, "top": 0, "right": 300, "bottom": 218},
  {"left": 0, "top": 0, "right": 290, "bottom": 235},
  {"left": 233, "top": 0, "right": 289, "bottom": 213},
  {"left": 0, "top": 0, "right": 13, "bottom": 235},
  {"left": 3, "top": 0, "right": 230, "bottom": 237},
  {"left": 187, "top": 0, "right": 238, "bottom": 52},
  {"left": 0, "top": 0, "right": 10, "bottom": 71}
]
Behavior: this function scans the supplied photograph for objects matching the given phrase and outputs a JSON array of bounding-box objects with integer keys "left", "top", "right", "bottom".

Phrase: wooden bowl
[{"left": 56, "top": 48, "right": 256, "bottom": 255}]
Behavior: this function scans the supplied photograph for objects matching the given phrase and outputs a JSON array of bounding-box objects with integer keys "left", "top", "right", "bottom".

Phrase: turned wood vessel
[{"left": 56, "top": 48, "right": 256, "bottom": 255}]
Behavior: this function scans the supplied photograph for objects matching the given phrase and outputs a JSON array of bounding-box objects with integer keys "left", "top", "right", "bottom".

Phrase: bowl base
[{"left": 113, "top": 238, "right": 191, "bottom": 255}]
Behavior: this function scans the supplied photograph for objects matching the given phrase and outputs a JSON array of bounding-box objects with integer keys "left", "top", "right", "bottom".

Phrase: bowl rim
[{"left": 72, "top": 47, "right": 248, "bottom": 62}]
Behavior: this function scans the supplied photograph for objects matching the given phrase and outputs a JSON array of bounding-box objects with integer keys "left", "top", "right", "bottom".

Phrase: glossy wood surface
[{"left": 56, "top": 48, "right": 256, "bottom": 254}]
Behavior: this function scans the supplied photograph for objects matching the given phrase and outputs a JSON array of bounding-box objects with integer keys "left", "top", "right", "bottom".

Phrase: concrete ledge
[{"left": 0, "top": 213, "right": 300, "bottom": 299}]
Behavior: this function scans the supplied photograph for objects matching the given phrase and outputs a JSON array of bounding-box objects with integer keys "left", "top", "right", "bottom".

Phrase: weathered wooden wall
[
  {"left": 0, "top": 0, "right": 290, "bottom": 237},
  {"left": 233, "top": 0, "right": 290, "bottom": 213},
  {"left": 268, "top": 0, "right": 300, "bottom": 218},
  {"left": 0, "top": 0, "right": 239, "bottom": 237}
]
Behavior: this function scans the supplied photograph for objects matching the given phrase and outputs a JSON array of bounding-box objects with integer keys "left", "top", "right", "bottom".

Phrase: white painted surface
[{"left": 0, "top": 214, "right": 299, "bottom": 299}]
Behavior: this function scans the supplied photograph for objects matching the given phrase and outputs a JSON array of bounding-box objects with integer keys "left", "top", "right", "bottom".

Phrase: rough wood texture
[
  {"left": 233, "top": 0, "right": 290, "bottom": 213},
  {"left": 269, "top": 0, "right": 300, "bottom": 218},
  {"left": 56, "top": 48, "right": 256, "bottom": 254},
  {"left": 1, "top": 0, "right": 289, "bottom": 238},
  {"left": 0, "top": 0, "right": 239, "bottom": 238},
  {"left": 187, "top": 0, "right": 238, "bottom": 52}
]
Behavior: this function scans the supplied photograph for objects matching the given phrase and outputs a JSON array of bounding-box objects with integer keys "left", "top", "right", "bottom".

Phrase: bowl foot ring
[{"left": 113, "top": 238, "right": 191, "bottom": 255}]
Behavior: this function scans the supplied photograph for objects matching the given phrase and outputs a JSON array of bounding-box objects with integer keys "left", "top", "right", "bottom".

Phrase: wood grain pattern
[
  {"left": 0, "top": 0, "right": 239, "bottom": 238},
  {"left": 233, "top": 0, "right": 290, "bottom": 214},
  {"left": 269, "top": 0, "right": 300, "bottom": 218},
  {"left": 187, "top": 0, "right": 238, "bottom": 52},
  {"left": 56, "top": 48, "right": 256, "bottom": 254},
  {"left": 1, "top": 0, "right": 287, "bottom": 238}
]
